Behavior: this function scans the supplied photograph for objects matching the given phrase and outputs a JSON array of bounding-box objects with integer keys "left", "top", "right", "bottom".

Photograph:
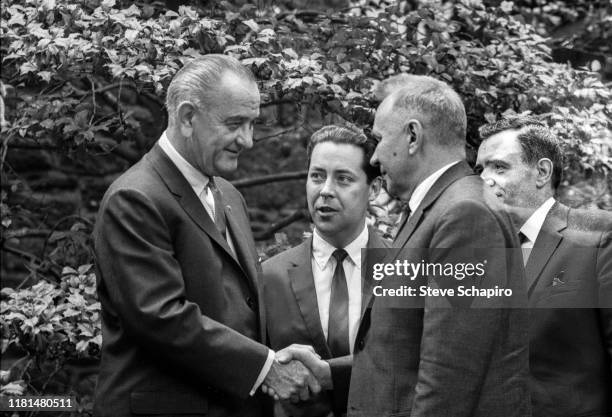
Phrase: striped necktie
[{"left": 207, "top": 178, "right": 227, "bottom": 237}]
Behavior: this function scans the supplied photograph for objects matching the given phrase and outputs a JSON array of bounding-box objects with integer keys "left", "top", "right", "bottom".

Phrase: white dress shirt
[
  {"left": 408, "top": 160, "right": 462, "bottom": 214},
  {"left": 159, "top": 133, "right": 237, "bottom": 255},
  {"left": 158, "top": 133, "right": 273, "bottom": 395},
  {"left": 519, "top": 197, "right": 556, "bottom": 249},
  {"left": 312, "top": 223, "right": 368, "bottom": 354}
]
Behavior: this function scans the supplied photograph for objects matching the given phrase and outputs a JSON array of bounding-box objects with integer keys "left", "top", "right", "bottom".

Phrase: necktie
[
  {"left": 328, "top": 249, "right": 350, "bottom": 357},
  {"left": 396, "top": 204, "right": 412, "bottom": 238},
  {"left": 207, "top": 178, "right": 227, "bottom": 237},
  {"left": 519, "top": 231, "right": 531, "bottom": 266}
]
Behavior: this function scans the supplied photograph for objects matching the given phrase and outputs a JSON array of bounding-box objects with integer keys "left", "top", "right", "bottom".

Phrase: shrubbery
[{"left": 1, "top": 266, "right": 100, "bottom": 412}]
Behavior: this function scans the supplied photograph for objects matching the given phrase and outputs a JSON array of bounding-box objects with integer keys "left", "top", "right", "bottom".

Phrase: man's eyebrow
[
  {"left": 481, "top": 158, "right": 510, "bottom": 167},
  {"left": 225, "top": 116, "right": 247, "bottom": 123},
  {"left": 335, "top": 168, "right": 357, "bottom": 176}
]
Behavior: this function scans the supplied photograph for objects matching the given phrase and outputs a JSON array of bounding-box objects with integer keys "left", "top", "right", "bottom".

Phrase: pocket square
[{"left": 552, "top": 271, "right": 565, "bottom": 286}]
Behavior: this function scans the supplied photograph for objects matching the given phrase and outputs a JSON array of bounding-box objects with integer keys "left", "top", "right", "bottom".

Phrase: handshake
[{"left": 262, "top": 344, "right": 332, "bottom": 402}]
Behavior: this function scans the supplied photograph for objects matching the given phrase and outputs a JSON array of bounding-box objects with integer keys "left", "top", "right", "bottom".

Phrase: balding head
[{"left": 385, "top": 75, "right": 467, "bottom": 147}]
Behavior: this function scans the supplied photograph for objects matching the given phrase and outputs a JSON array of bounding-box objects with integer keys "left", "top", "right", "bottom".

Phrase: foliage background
[{"left": 1, "top": 0, "right": 611, "bottom": 414}]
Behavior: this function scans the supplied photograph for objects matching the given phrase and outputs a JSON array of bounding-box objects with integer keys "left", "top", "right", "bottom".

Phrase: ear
[
  {"left": 403, "top": 119, "right": 423, "bottom": 155},
  {"left": 176, "top": 101, "right": 198, "bottom": 137},
  {"left": 368, "top": 177, "right": 382, "bottom": 201},
  {"left": 535, "top": 158, "right": 553, "bottom": 188}
]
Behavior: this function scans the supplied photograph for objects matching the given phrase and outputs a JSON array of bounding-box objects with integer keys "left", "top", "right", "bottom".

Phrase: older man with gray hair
[
  {"left": 94, "top": 54, "right": 320, "bottom": 417},
  {"left": 348, "top": 74, "right": 530, "bottom": 417}
]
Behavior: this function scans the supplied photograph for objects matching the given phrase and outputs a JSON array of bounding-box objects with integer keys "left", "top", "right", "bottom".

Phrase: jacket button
[
  {"left": 246, "top": 297, "right": 256, "bottom": 310},
  {"left": 357, "top": 339, "right": 365, "bottom": 350}
]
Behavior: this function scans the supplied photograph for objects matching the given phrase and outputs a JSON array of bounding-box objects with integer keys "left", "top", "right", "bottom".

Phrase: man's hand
[
  {"left": 262, "top": 346, "right": 321, "bottom": 402},
  {"left": 276, "top": 344, "right": 333, "bottom": 390}
]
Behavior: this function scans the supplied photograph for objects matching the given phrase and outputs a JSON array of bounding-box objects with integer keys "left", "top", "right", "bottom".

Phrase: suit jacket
[
  {"left": 348, "top": 161, "right": 531, "bottom": 417},
  {"left": 526, "top": 202, "right": 612, "bottom": 417},
  {"left": 93, "top": 144, "right": 270, "bottom": 417},
  {"left": 263, "top": 228, "right": 389, "bottom": 417}
]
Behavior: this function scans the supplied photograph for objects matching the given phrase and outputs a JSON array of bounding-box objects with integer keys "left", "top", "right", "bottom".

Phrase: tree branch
[
  {"left": 1, "top": 244, "right": 61, "bottom": 280},
  {"left": 6, "top": 137, "right": 141, "bottom": 163},
  {"left": 2, "top": 244, "right": 40, "bottom": 262},
  {"left": 260, "top": 99, "right": 310, "bottom": 108},
  {"left": 72, "top": 79, "right": 166, "bottom": 108},
  {"left": 254, "top": 127, "right": 301, "bottom": 142},
  {"left": 254, "top": 209, "right": 308, "bottom": 241},
  {"left": 232, "top": 170, "right": 307, "bottom": 188},
  {"left": 2, "top": 228, "right": 53, "bottom": 240}
]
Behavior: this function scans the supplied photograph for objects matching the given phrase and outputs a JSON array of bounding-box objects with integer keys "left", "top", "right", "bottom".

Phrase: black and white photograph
[{"left": 1, "top": 0, "right": 611, "bottom": 416}]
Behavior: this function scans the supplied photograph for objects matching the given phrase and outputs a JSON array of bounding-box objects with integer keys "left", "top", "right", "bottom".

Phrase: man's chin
[
  {"left": 313, "top": 218, "right": 341, "bottom": 234},
  {"left": 385, "top": 180, "right": 402, "bottom": 200},
  {"left": 213, "top": 161, "right": 239, "bottom": 177}
]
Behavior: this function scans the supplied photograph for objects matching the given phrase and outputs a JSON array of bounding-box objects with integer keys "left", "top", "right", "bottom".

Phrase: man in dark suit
[
  {"left": 93, "top": 55, "right": 320, "bottom": 417},
  {"left": 347, "top": 75, "right": 530, "bottom": 417},
  {"left": 476, "top": 116, "right": 612, "bottom": 417},
  {"left": 263, "top": 125, "right": 388, "bottom": 417}
]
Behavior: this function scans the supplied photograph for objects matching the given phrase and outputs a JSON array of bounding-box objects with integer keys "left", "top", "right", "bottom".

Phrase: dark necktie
[
  {"left": 396, "top": 204, "right": 412, "bottom": 238},
  {"left": 518, "top": 231, "right": 531, "bottom": 266},
  {"left": 207, "top": 178, "right": 227, "bottom": 237},
  {"left": 328, "top": 249, "right": 350, "bottom": 357}
]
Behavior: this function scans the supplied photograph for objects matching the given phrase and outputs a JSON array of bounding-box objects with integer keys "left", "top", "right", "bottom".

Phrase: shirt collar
[
  {"left": 312, "top": 223, "right": 369, "bottom": 270},
  {"left": 520, "top": 197, "right": 556, "bottom": 243},
  {"left": 408, "top": 160, "right": 461, "bottom": 213},
  {"left": 158, "top": 131, "right": 209, "bottom": 196}
]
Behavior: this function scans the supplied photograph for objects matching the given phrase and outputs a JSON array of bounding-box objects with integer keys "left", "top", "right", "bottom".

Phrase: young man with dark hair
[{"left": 263, "top": 125, "right": 388, "bottom": 417}]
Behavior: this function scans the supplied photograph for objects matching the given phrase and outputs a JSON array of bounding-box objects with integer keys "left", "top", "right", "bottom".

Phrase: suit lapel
[
  {"left": 526, "top": 202, "right": 568, "bottom": 294},
  {"left": 394, "top": 206, "right": 424, "bottom": 248},
  {"left": 360, "top": 228, "right": 387, "bottom": 317},
  {"left": 147, "top": 146, "right": 252, "bottom": 280},
  {"left": 224, "top": 201, "right": 259, "bottom": 293},
  {"left": 394, "top": 161, "right": 474, "bottom": 248},
  {"left": 288, "top": 239, "right": 332, "bottom": 359}
]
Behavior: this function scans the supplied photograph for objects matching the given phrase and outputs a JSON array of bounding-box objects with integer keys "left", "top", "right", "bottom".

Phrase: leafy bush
[
  {"left": 2, "top": 0, "right": 609, "bottom": 181},
  {"left": 1, "top": 265, "right": 100, "bottom": 412}
]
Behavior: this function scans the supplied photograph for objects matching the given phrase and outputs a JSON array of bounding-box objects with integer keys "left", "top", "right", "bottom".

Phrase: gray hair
[
  {"left": 374, "top": 73, "right": 421, "bottom": 101},
  {"left": 386, "top": 75, "right": 467, "bottom": 146},
  {"left": 165, "top": 54, "right": 256, "bottom": 123}
]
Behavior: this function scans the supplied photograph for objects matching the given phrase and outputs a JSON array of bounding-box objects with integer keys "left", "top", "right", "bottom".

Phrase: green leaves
[
  {"left": 1, "top": 0, "right": 609, "bottom": 271},
  {"left": 1, "top": 266, "right": 101, "bottom": 360}
]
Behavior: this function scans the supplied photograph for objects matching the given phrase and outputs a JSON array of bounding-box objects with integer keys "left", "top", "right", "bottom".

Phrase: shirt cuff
[{"left": 250, "top": 349, "right": 275, "bottom": 396}]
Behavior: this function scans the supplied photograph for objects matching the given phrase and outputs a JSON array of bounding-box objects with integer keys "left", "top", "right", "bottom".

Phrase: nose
[
  {"left": 320, "top": 177, "right": 335, "bottom": 198},
  {"left": 481, "top": 172, "right": 495, "bottom": 187},
  {"left": 237, "top": 125, "right": 254, "bottom": 150},
  {"left": 370, "top": 148, "right": 380, "bottom": 167}
]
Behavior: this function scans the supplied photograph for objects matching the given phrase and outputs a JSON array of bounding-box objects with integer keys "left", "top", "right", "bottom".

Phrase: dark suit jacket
[
  {"left": 526, "top": 202, "right": 612, "bottom": 417},
  {"left": 348, "top": 161, "right": 531, "bottom": 417},
  {"left": 93, "top": 144, "right": 270, "bottom": 417},
  {"left": 263, "top": 228, "right": 389, "bottom": 417}
]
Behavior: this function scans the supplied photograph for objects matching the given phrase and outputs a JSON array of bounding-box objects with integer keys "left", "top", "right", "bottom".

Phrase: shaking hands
[{"left": 262, "top": 344, "right": 333, "bottom": 402}]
